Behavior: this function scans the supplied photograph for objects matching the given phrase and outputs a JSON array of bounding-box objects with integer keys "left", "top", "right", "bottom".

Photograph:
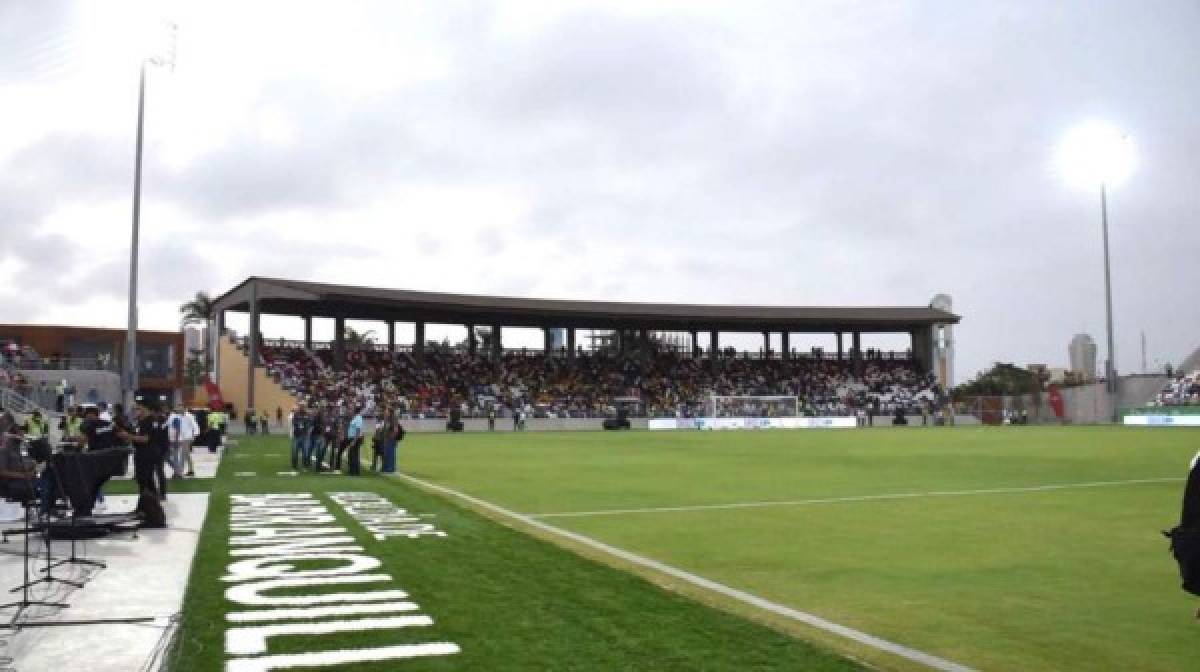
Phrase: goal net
[{"left": 706, "top": 395, "right": 800, "bottom": 418}]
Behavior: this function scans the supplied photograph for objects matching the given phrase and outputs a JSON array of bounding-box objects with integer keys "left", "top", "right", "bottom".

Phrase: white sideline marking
[
  {"left": 397, "top": 473, "right": 975, "bottom": 672},
  {"left": 530, "top": 477, "right": 1185, "bottom": 519}
]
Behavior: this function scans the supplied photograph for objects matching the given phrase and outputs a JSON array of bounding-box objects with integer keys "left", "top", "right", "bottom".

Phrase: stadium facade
[{"left": 211, "top": 277, "right": 960, "bottom": 413}]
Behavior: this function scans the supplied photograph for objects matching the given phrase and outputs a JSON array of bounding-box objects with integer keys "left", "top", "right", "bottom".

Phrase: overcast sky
[{"left": 2, "top": 0, "right": 1197, "bottom": 382}]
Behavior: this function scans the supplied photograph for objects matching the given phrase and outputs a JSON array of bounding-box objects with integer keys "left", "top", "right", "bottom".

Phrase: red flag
[
  {"left": 203, "top": 375, "right": 225, "bottom": 410},
  {"left": 1048, "top": 384, "right": 1065, "bottom": 419}
]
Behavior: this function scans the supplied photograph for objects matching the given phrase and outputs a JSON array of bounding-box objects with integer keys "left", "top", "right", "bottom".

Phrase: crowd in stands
[
  {"left": 256, "top": 338, "right": 941, "bottom": 420},
  {"left": 1152, "top": 369, "right": 1200, "bottom": 407}
]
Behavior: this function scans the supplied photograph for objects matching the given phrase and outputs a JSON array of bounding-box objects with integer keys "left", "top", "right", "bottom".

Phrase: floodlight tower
[
  {"left": 1056, "top": 121, "right": 1135, "bottom": 422},
  {"left": 124, "top": 23, "right": 176, "bottom": 410}
]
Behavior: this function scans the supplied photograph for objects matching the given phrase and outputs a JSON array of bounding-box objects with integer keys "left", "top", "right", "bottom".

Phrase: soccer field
[{"left": 401, "top": 426, "right": 1200, "bottom": 671}]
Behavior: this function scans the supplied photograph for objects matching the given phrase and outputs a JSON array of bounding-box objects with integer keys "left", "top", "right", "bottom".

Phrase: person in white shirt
[{"left": 166, "top": 407, "right": 200, "bottom": 478}]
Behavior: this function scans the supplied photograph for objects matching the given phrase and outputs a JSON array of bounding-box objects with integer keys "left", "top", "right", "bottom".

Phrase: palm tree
[
  {"left": 179, "top": 291, "right": 215, "bottom": 375},
  {"left": 343, "top": 326, "right": 377, "bottom": 348}
]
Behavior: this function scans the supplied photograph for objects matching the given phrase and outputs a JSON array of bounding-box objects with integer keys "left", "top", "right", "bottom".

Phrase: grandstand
[{"left": 212, "top": 277, "right": 959, "bottom": 423}]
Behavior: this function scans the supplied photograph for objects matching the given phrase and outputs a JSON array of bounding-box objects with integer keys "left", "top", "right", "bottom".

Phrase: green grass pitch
[
  {"left": 398, "top": 426, "right": 1200, "bottom": 671},
  {"left": 156, "top": 436, "right": 860, "bottom": 671}
]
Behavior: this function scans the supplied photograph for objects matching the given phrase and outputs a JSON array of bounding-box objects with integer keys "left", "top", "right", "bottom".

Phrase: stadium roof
[{"left": 213, "top": 277, "right": 960, "bottom": 332}]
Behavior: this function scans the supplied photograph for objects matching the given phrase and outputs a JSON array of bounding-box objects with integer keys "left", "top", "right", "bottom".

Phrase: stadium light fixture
[
  {"left": 1055, "top": 121, "right": 1135, "bottom": 421},
  {"left": 124, "top": 20, "right": 177, "bottom": 411}
]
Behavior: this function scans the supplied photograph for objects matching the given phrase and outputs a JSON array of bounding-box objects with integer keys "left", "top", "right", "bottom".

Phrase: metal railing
[{"left": 17, "top": 357, "right": 119, "bottom": 372}]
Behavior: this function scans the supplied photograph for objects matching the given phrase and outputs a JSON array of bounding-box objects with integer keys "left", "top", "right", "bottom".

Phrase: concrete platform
[
  {"left": 0, "top": 493, "right": 210, "bottom": 672},
  {"left": 113, "top": 445, "right": 225, "bottom": 481}
]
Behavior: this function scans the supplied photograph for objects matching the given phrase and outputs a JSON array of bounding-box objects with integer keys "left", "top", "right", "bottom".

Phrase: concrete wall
[
  {"left": 399, "top": 417, "right": 647, "bottom": 433},
  {"left": 17, "top": 369, "right": 122, "bottom": 408},
  {"left": 218, "top": 337, "right": 300, "bottom": 416},
  {"left": 1006, "top": 374, "right": 1169, "bottom": 424}
]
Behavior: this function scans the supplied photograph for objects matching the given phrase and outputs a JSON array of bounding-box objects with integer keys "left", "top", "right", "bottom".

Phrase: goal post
[{"left": 706, "top": 395, "right": 801, "bottom": 419}]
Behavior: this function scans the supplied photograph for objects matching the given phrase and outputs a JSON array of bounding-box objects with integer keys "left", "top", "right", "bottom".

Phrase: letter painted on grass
[
  {"left": 327, "top": 491, "right": 447, "bottom": 540},
  {"left": 224, "top": 493, "right": 459, "bottom": 670}
]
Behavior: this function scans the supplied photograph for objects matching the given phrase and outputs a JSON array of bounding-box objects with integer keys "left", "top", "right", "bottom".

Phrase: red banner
[
  {"left": 203, "top": 375, "right": 225, "bottom": 410},
  {"left": 1048, "top": 384, "right": 1065, "bottom": 419}
]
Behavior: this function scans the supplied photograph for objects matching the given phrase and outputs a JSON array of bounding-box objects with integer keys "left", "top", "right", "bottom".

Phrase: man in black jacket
[{"left": 1168, "top": 451, "right": 1200, "bottom": 617}]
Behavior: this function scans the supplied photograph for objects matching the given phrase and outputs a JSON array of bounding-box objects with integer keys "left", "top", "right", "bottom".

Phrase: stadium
[{"left": 2, "top": 3, "right": 1199, "bottom": 672}]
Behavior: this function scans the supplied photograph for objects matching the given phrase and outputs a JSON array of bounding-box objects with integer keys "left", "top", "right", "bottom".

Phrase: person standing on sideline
[
  {"left": 207, "top": 409, "right": 222, "bottom": 453},
  {"left": 345, "top": 406, "right": 364, "bottom": 475},
  {"left": 24, "top": 410, "right": 49, "bottom": 440},
  {"left": 331, "top": 405, "right": 349, "bottom": 472},
  {"left": 130, "top": 406, "right": 169, "bottom": 500},
  {"left": 320, "top": 405, "right": 339, "bottom": 472},
  {"left": 259, "top": 410, "right": 269, "bottom": 435},
  {"left": 370, "top": 407, "right": 388, "bottom": 472},
  {"left": 167, "top": 406, "right": 198, "bottom": 478},
  {"left": 487, "top": 406, "right": 496, "bottom": 431},
  {"left": 1166, "top": 451, "right": 1200, "bottom": 618},
  {"left": 290, "top": 405, "right": 311, "bottom": 470},
  {"left": 275, "top": 406, "right": 283, "bottom": 428},
  {"left": 308, "top": 404, "right": 325, "bottom": 470}
]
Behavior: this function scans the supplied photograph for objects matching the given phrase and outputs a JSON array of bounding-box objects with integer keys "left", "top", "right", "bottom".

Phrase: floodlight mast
[
  {"left": 1100, "top": 182, "right": 1116, "bottom": 405},
  {"left": 124, "top": 23, "right": 176, "bottom": 411},
  {"left": 1058, "top": 121, "right": 1132, "bottom": 424}
]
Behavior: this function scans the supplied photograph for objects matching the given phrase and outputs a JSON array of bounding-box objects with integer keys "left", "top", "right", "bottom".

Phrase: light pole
[
  {"left": 1100, "top": 182, "right": 1117, "bottom": 406},
  {"left": 1057, "top": 121, "right": 1134, "bottom": 423},
  {"left": 123, "top": 25, "right": 175, "bottom": 411}
]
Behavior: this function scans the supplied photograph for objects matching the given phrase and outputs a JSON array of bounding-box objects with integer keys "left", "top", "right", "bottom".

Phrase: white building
[
  {"left": 929, "top": 294, "right": 955, "bottom": 388},
  {"left": 1068, "top": 333, "right": 1097, "bottom": 382}
]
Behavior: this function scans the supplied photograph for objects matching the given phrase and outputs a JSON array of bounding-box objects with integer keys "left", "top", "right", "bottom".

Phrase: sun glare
[{"left": 1055, "top": 120, "right": 1136, "bottom": 189}]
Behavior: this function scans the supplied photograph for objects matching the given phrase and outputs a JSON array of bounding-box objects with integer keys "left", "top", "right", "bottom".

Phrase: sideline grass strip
[{"left": 169, "top": 436, "right": 863, "bottom": 671}]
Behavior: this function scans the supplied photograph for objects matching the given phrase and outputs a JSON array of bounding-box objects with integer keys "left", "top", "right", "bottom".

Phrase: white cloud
[{"left": 2, "top": 0, "right": 1198, "bottom": 380}]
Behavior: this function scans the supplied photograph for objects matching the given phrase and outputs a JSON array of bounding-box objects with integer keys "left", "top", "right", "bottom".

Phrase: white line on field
[
  {"left": 396, "top": 472, "right": 975, "bottom": 672},
  {"left": 529, "top": 477, "right": 1185, "bottom": 519}
]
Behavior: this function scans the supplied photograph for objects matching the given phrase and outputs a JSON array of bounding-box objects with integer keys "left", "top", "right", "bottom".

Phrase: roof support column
[
  {"left": 414, "top": 321, "right": 425, "bottom": 366},
  {"left": 387, "top": 321, "right": 395, "bottom": 352},
  {"left": 710, "top": 329, "right": 719, "bottom": 373},
  {"left": 467, "top": 324, "right": 476, "bottom": 356},
  {"left": 762, "top": 330, "right": 769, "bottom": 358},
  {"left": 214, "top": 309, "right": 225, "bottom": 388},
  {"left": 491, "top": 325, "right": 502, "bottom": 373},
  {"left": 333, "top": 316, "right": 345, "bottom": 370},
  {"left": 543, "top": 327, "right": 552, "bottom": 355},
  {"left": 567, "top": 328, "right": 576, "bottom": 369},
  {"left": 836, "top": 332, "right": 844, "bottom": 361},
  {"left": 781, "top": 331, "right": 790, "bottom": 360},
  {"left": 690, "top": 330, "right": 699, "bottom": 359},
  {"left": 852, "top": 331, "right": 862, "bottom": 376},
  {"left": 247, "top": 283, "right": 259, "bottom": 413},
  {"left": 303, "top": 316, "right": 312, "bottom": 350}
]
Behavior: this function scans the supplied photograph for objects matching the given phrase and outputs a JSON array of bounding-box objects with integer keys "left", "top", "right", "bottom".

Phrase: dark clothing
[
  {"left": 291, "top": 413, "right": 312, "bottom": 437},
  {"left": 1181, "top": 455, "right": 1200, "bottom": 530},
  {"left": 81, "top": 417, "right": 117, "bottom": 451},
  {"left": 1167, "top": 455, "right": 1200, "bottom": 596},
  {"left": 333, "top": 439, "right": 347, "bottom": 472},
  {"left": 135, "top": 416, "right": 169, "bottom": 498},
  {"left": 346, "top": 437, "right": 362, "bottom": 476},
  {"left": 49, "top": 448, "right": 129, "bottom": 516}
]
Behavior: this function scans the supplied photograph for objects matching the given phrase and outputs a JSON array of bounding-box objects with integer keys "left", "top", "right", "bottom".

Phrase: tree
[
  {"left": 179, "top": 291, "right": 215, "bottom": 374},
  {"left": 343, "top": 326, "right": 377, "bottom": 348},
  {"left": 185, "top": 348, "right": 207, "bottom": 387},
  {"left": 953, "top": 362, "right": 1039, "bottom": 401}
]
